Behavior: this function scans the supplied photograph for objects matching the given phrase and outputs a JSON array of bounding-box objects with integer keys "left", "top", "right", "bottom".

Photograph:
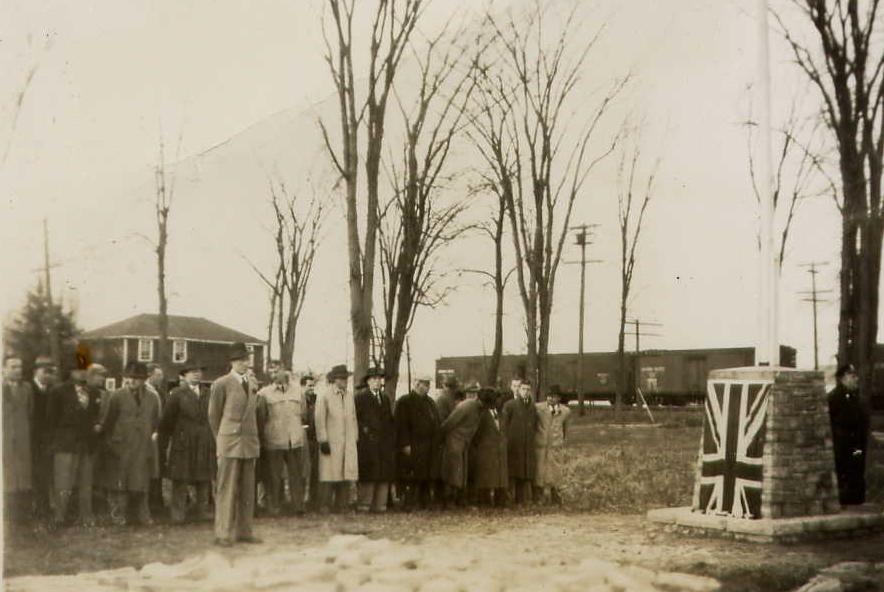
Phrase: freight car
[{"left": 435, "top": 345, "right": 797, "bottom": 406}]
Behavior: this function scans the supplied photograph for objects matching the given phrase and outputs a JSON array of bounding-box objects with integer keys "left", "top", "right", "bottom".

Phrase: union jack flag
[{"left": 698, "top": 380, "right": 772, "bottom": 518}]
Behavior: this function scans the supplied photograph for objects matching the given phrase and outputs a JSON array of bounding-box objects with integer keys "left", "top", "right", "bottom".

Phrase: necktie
[
  {"left": 242, "top": 378, "right": 249, "bottom": 395},
  {"left": 134, "top": 387, "right": 141, "bottom": 407}
]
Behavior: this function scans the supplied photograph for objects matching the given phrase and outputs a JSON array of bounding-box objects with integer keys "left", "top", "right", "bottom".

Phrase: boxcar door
[{"left": 685, "top": 356, "right": 707, "bottom": 400}]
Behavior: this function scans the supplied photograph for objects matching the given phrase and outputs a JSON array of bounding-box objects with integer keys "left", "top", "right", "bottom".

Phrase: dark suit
[
  {"left": 209, "top": 371, "right": 259, "bottom": 541},
  {"left": 355, "top": 388, "right": 395, "bottom": 511},
  {"left": 828, "top": 384, "right": 869, "bottom": 505},
  {"left": 395, "top": 391, "right": 441, "bottom": 509},
  {"left": 30, "top": 379, "right": 54, "bottom": 517}
]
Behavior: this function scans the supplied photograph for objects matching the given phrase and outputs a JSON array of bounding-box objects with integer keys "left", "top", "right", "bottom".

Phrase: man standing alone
[
  {"left": 828, "top": 364, "right": 869, "bottom": 506},
  {"left": 209, "top": 343, "right": 261, "bottom": 546}
]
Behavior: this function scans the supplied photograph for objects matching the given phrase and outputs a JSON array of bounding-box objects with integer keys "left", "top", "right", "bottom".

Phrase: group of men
[{"left": 2, "top": 342, "right": 574, "bottom": 547}]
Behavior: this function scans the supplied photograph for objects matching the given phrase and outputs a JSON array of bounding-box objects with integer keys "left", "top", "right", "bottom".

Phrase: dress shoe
[{"left": 236, "top": 535, "right": 263, "bottom": 544}]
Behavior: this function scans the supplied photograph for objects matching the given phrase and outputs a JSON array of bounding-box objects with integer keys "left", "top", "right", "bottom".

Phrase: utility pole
[
  {"left": 42, "top": 218, "right": 61, "bottom": 366},
  {"left": 625, "top": 318, "right": 662, "bottom": 407},
  {"left": 799, "top": 262, "right": 831, "bottom": 371},
  {"left": 566, "top": 224, "right": 601, "bottom": 415}
]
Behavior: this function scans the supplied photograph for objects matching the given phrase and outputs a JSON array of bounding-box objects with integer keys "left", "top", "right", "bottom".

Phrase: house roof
[{"left": 80, "top": 313, "right": 263, "bottom": 344}]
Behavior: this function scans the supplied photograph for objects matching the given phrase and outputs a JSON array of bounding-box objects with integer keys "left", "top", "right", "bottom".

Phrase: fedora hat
[
  {"left": 363, "top": 366, "right": 385, "bottom": 381},
  {"left": 229, "top": 342, "right": 250, "bottom": 361},
  {"left": 124, "top": 361, "right": 149, "bottom": 379},
  {"left": 464, "top": 381, "right": 481, "bottom": 393},
  {"left": 327, "top": 364, "right": 352, "bottom": 381}
]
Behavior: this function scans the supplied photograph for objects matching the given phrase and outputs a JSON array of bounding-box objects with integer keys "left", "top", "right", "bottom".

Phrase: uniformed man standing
[{"left": 828, "top": 363, "right": 870, "bottom": 506}]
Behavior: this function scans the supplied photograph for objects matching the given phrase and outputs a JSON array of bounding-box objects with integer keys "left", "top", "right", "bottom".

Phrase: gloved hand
[{"left": 320, "top": 442, "right": 331, "bottom": 455}]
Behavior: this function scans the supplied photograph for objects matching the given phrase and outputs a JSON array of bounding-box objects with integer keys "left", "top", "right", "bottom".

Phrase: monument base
[{"left": 647, "top": 505, "right": 884, "bottom": 544}]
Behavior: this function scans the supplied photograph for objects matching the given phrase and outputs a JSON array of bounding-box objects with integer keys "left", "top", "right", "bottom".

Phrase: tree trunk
[
  {"left": 616, "top": 297, "right": 627, "bottom": 422},
  {"left": 855, "top": 217, "right": 882, "bottom": 404},
  {"left": 157, "top": 227, "right": 169, "bottom": 370}
]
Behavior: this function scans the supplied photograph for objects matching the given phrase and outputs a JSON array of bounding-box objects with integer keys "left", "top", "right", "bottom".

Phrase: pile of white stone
[{"left": 6, "top": 534, "right": 721, "bottom": 592}]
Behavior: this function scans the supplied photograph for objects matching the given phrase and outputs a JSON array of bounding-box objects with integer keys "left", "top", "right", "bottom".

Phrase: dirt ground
[{"left": 5, "top": 509, "right": 884, "bottom": 591}]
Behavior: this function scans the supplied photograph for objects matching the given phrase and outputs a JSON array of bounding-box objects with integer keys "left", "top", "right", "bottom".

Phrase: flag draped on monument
[{"left": 698, "top": 380, "right": 772, "bottom": 518}]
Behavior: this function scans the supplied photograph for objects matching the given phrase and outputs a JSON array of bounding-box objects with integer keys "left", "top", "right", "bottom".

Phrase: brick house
[{"left": 78, "top": 313, "right": 265, "bottom": 390}]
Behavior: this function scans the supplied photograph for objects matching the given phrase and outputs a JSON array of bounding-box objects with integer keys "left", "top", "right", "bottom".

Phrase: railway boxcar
[{"left": 436, "top": 345, "right": 797, "bottom": 405}]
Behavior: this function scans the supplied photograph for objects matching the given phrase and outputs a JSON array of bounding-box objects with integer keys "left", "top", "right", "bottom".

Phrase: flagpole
[{"left": 757, "top": 0, "right": 779, "bottom": 366}]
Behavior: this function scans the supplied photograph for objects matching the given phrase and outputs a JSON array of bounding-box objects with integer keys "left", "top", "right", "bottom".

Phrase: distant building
[{"left": 79, "top": 313, "right": 265, "bottom": 390}]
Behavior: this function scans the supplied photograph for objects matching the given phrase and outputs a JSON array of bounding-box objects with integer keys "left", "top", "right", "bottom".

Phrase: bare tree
[
  {"left": 773, "top": 1, "right": 884, "bottom": 395},
  {"left": 246, "top": 178, "right": 324, "bottom": 371},
  {"left": 319, "top": 0, "right": 424, "bottom": 383},
  {"left": 475, "top": 4, "right": 625, "bottom": 396},
  {"left": 615, "top": 134, "right": 660, "bottom": 418},
  {"left": 745, "top": 91, "right": 833, "bottom": 267},
  {"left": 153, "top": 136, "right": 179, "bottom": 371},
  {"left": 378, "top": 28, "right": 476, "bottom": 399}
]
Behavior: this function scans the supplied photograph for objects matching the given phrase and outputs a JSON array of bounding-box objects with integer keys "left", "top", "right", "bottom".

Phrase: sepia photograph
[{"left": 1, "top": 0, "right": 883, "bottom": 590}]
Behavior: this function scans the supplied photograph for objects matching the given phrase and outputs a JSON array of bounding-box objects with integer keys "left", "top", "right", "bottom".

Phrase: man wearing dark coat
[
  {"left": 301, "top": 374, "right": 320, "bottom": 511},
  {"left": 85, "top": 363, "right": 111, "bottom": 517},
  {"left": 501, "top": 379, "right": 539, "bottom": 504},
  {"left": 355, "top": 367, "right": 396, "bottom": 512},
  {"left": 470, "top": 388, "right": 508, "bottom": 507},
  {"left": 497, "top": 377, "right": 521, "bottom": 413},
  {"left": 3, "top": 356, "right": 33, "bottom": 525},
  {"left": 828, "top": 363, "right": 870, "bottom": 506},
  {"left": 30, "top": 356, "right": 58, "bottom": 520},
  {"left": 394, "top": 376, "right": 441, "bottom": 510},
  {"left": 159, "top": 364, "right": 216, "bottom": 523},
  {"left": 98, "top": 361, "right": 160, "bottom": 526},
  {"left": 47, "top": 369, "right": 102, "bottom": 527},
  {"left": 209, "top": 343, "right": 262, "bottom": 546}
]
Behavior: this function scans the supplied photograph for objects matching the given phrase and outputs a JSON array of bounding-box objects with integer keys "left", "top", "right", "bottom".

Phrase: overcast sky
[{"left": 1, "top": 0, "right": 857, "bottom": 385}]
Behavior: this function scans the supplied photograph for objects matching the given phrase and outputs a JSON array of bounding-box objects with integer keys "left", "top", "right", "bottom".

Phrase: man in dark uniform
[
  {"left": 394, "top": 375, "right": 441, "bottom": 510},
  {"left": 828, "top": 363, "right": 869, "bottom": 506}
]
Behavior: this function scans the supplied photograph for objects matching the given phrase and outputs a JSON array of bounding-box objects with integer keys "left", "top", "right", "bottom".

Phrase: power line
[{"left": 798, "top": 261, "right": 831, "bottom": 371}]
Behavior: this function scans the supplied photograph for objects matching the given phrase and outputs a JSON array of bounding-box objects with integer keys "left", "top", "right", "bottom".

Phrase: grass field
[{"left": 4, "top": 406, "right": 884, "bottom": 590}]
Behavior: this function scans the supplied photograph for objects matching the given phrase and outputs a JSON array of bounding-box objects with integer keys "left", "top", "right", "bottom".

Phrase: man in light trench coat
[{"left": 315, "top": 364, "right": 359, "bottom": 513}]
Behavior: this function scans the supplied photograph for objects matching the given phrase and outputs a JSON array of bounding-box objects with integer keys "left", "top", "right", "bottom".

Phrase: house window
[
  {"left": 105, "top": 377, "right": 117, "bottom": 391},
  {"left": 173, "top": 339, "right": 187, "bottom": 363},
  {"left": 246, "top": 344, "right": 256, "bottom": 368},
  {"left": 137, "top": 339, "right": 154, "bottom": 362}
]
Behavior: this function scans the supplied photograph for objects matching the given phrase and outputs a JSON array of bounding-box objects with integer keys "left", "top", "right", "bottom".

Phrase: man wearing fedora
[
  {"left": 355, "top": 367, "right": 396, "bottom": 513},
  {"left": 209, "top": 343, "right": 261, "bottom": 546},
  {"left": 97, "top": 361, "right": 160, "bottom": 526},
  {"left": 159, "top": 364, "right": 216, "bottom": 523},
  {"left": 315, "top": 364, "right": 358, "bottom": 513},
  {"left": 394, "top": 375, "right": 442, "bottom": 511}
]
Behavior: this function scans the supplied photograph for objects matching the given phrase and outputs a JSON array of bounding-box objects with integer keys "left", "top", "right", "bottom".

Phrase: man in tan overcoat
[
  {"left": 209, "top": 343, "right": 261, "bottom": 546},
  {"left": 315, "top": 364, "right": 358, "bottom": 513}
]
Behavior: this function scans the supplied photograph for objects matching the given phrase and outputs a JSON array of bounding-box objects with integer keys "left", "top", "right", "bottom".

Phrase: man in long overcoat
[
  {"left": 145, "top": 363, "right": 168, "bottom": 515},
  {"left": 438, "top": 382, "right": 482, "bottom": 506},
  {"left": 159, "top": 364, "right": 215, "bottom": 523},
  {"left": 502, "top": 379, "right": 539, "bottom": 504},
  {"left": 3, "top": 356, "right": 33, "bottom": 525},
  {"left": 316, "top": 364, "right": 359, "bottom": 513},
  {"left": 828, "top": 363, "right": 870, "bottom": 506},
  {"left": 209, "top": 343, "right": 262, "bottom": 546},
  {"left": 355, "top": 367, "right": 395, "bottom": 513},
  {"left": 470, "top": 388, "right": 508, "bottom": 507},
  {"left": 30, "top": 356, "right": 57, "bottom": 520},
  {"left": 98, "top": 361, "right": 160, "bottom": 526},
  {"left": 394, "top": 376, "right": 441, "bottom": 510},
  {"left": 535, "top": 386, "right": 570, "bottom": 505},
  {"left": 47, "top": 369, "right": 102, "bottom": 527}
]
